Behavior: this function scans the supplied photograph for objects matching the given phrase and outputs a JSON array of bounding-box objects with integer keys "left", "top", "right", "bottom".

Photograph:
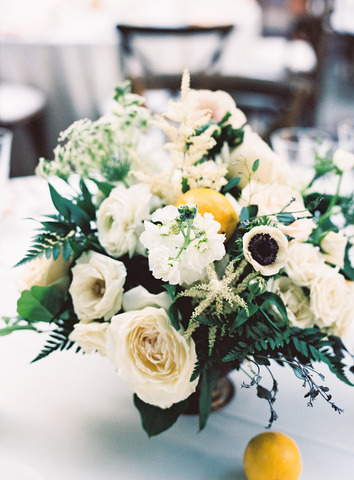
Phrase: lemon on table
[
  {"left": 175, "top": 188, "right": 238, "bottom": 242},
  {"left": 243, "top": 431, "right": 302, "bottom": 480}
]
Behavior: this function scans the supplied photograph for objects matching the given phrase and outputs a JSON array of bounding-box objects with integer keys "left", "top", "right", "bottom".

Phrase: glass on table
[
  {"left": 270, "top": 127, "right": 338, "bottom": 191},
  {"left": 270, "top": 127, "right": 337, "bottom": 168},
  {"left": 0, "top": 127, "right": 13, "bottom": 218},
  {"left": 337, "top": 117, "right": 354, "bottom": 153}
]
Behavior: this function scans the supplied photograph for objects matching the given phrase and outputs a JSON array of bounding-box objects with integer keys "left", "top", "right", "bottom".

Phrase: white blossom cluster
[{"left": 140, "top": 205, "right": 226, "bottom": 286}]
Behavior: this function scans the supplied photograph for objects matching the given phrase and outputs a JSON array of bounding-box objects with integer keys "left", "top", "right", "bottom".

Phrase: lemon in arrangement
[
  {"left": 175, "top": 188, "right": 238, "bottom": 242},
  {"left": 243, "top": 431, "right": 302, "bottom": 480}
]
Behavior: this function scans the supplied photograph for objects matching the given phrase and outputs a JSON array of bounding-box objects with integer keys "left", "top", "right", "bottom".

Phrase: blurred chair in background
[
  {"left": 116, "top": 22, "right": 313, "bottom": 141},
  {"left": 116, "top": 24, "right": 234, "bottom": 97},
  {"left": 258, "top": 0, "right": 334, "bottom": 126},
  {"left": 0, "top": 83, "right": 50, "bottom": 177}
]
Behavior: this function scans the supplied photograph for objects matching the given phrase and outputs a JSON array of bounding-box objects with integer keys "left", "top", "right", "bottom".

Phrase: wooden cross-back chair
[
  {"left": 116, "top": 24, "right": 234, "bottom": 96},
  {"left": 116, "top": 23, "right": 312, "bottom": 141}
]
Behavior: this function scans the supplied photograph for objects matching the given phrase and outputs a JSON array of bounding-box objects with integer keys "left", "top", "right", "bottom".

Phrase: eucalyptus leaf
[
  {"left": 240, "top": 206, "right": 249, "bottom": 224},
  {"left": 223, "top": 177, "right": 241, "bottom": 192},
  {"left": 276, "top": 212, "right": 296, "bottom": 226},
  {"left": 252, "top": 159, "right": 260, "bottom": 172}
]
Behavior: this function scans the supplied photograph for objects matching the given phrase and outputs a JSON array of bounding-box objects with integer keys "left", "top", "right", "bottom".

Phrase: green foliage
[
  {"left": 31, "top": 312, "right": 80, "bottom": 363},
  {"left": 252, "top": 158, "right": 259, "bottom": 172},
  {"left": 194, "top": 114, "right": 244, "bottom": 158},
  {"left": 14, "top": 233, "right": 74, "bottom": 268},
  {"left": 17, "top": 286, "right": 64, "bottom": 323},
  {"left": 134, "top": 394, "right": 189, "bottom": 437},
  {"left": 198, "top": 362, "right": 220, "bottom": 430}
]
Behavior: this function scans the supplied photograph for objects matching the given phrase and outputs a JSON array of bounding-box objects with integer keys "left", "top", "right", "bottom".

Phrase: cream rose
[
  {"left": 284, "top": 242, "right": 325, "bottom": 287},
  {"left": 243, "top": 225, "right": 288, "bottom": 276},
  {"left": 106, "top": 307, "right": 198, "bottom": 409},
  {"left": 189, "top": 89, "right": 247, "bottom": 128},
  {"left": 320, "top": 230, "right": 347, "bottom": 268},
  {"left": 267, "top": 277, "right": 315, "bottom": 328},
  {"left": 331, "top": 281, "right": 354, "bottom": 337},
  {"left": 240, "top": 181, "right": 315, "bottom": 242},
  {"left": 333, "top": 148, "right": 354, "bottom": 172},
  {"left": 69, "top": 321, "right": 109, "bottom": 356},
  {"left": 309, "top": 265, "right": 347, "bottom": 328},
  {"left": 69, "top": 250, "right": 127, "bottom": 323},
  {"left": 226, "top": 125, "right": 289, "bottom": 189},
  {"left": 16, "top": 252, "right": 71, "bottom": 295},
  {"left": 97, "top": 183, "right": 152, "bottom": 258}
]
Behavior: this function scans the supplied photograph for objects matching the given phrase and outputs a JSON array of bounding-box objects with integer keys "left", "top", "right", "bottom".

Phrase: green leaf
[
  {"left": 181, "top": 177, "right": 190, "bottom": 194},
  {"left": 240, "top": 206, "right": 249, "bottom": 224},
  {"left": 252, "top": 159, "right": 260, "bottom": 172},
  {"left": 168, "top": 302, "right": 181, "bottom": 331},
  {"left": 0, "top": 324, "right": 38, "bottom": 336},
  {"left": 257, "top": 384, "right": 272, "bottom": 400},
  {"left": 259, "top": 291, "right": 289, "bottom": 325},
  {"left": 276, "top": 212, "right": 296, "bottom": 226},
  {"left": 89, "top": 178, "right": 115, "bottom": 198},
  {"left": 341, "top": 243, "right": 354, "bottom": 281},
  {"left": 17, "top": 286, "right": 63, "bottom": 323},
  {"left": 248, "top": 204, "right": 258, "bottom": 219},
  {"left": 49, "top": 183, "right": 91, "bottom": 232},
  {"left": 198, "top": 363, "right": 220, "bottom": 431},
  {"left": 223, "top": 177, "right": 241, "bottom": 192},
  {"left": 133, "top": 394, "right": 189, "bottom": 437},
  {"left": 163, "top": 284, "right": 177, "bottom": 301},
  {"left": 230, "top": 304, "right": 258, "bottom": 333}
]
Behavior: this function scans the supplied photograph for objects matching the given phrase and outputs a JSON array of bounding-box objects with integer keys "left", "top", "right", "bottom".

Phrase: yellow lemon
[
  {"left": 175, "top": 188, "right": 237, "bottom": 242},
  {"left": 243, "top": 431, "right": 302, "bottom": 480}
]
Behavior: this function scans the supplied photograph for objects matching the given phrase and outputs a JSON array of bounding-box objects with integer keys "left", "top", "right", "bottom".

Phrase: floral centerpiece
[{"left": 3, "top": 69, "right": 354, "bottom": 436}]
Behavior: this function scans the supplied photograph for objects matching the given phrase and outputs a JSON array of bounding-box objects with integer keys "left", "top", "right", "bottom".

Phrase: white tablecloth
[{"left": 1, "top": 176, "right": 354, "bottom": 479}]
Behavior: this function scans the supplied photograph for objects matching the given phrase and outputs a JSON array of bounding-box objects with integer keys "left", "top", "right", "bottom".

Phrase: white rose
[
  {"left": 320, "top": 230, "right": 347, "bottom": 268},
  {"left": 333, "top": 148, "right": 354, "bottom": 172},
  {"left": 310, "top": 265, "right": 347, "bottom": 328},
  {"left": 97, "top": 183, "right": 152, "bottom": 258},
  {"left": 240, "top": 181, "right": 315, "bottom": 242},
  {"left": 122, "top": 285, "right": 172, "bottom": 312},
  {"left": 106, "top": 307, "right": 198, "bottom": 408},
  {"left": 16, "top": 252, "right": 72, "bottom": 295},
  {"left": 284, "top": 242, "right": 325, "bottom": 286},
  {"left": 332, "top": 281, "right": 354, "bottom": 337},
  {"left": 69, "top": 251, "right": 127, "bottom": 323},
  {"left": 189, "top": 89, "right": 247, "bottom": 128},
  {"left": 69, "top": 321, "right": 109, "bottom": 356},
  {"left": 267, "top": 277, "right": 315, "bottom": 328},
  {"left": 243, "top": 225, "right": 288, "bottom": 276},
  {"left": 227, "top": 125, "right": 289, "bottom": 189}
]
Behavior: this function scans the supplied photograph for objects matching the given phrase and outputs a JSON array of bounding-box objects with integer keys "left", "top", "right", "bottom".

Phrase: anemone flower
[{"left": 243, "top": 225, "right": 288, "bottom": 276}]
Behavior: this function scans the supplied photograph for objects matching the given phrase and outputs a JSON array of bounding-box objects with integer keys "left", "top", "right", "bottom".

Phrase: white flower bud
[{"left": 333, "top": 148, "right": 354, "bottom": 172}]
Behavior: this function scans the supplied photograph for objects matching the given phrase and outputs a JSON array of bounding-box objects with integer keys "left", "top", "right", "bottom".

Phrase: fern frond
[{"left": 15, "top": 233, "right": 74, "bottom": 267}]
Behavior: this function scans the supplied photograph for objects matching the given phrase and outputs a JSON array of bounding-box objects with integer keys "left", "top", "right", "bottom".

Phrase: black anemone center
[{"left": 248, "top": 233, "right": 279, "bottom": 266}]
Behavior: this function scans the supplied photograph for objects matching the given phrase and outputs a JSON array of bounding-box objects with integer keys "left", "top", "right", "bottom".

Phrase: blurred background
[{"left": 1, "top": 0, "right": 354, "bottom": 178}]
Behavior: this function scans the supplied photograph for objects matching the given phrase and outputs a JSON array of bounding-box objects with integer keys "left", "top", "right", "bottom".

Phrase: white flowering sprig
[
  {"left": 180, "top": 259, "right": 256, "bottom": 353},
  {"left": 37, "top": 81, "right": 150, "bottom": 182},
  {"left": 134, "top": 68, "right": 222, "bottom": 203},
  {"left": 140, "top": 203, "right": 225, "bottom": 286}
]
